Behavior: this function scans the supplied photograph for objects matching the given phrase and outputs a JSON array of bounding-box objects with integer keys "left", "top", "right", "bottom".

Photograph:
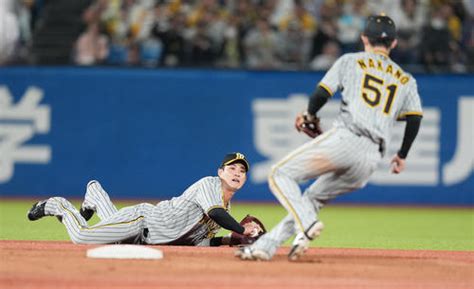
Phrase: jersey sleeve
[
  {"left": 318, "top": 54, "right": 347, "bottom": 96},
  {"left": 194, "top": 179, "right": 225, "bottom": 214},
  {"left": 397, "top": 78, "right": 423, "bottom": 120}
]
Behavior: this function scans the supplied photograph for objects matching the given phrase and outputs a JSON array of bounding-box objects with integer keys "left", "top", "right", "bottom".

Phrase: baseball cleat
[
  {"left": 235, "top": 246, "right": 271, "bottom": 261},
  {"left": 27, "top": 200, "right": 48, "bottom": 221},
  {"left": 288, "top": 221, "right": 324, "bottom": 261},
  {"left": 235, "top": 246, "right": 253, "bottom": 260},
  {"left": 81, "top": 180, "right": 98, "bottom": 221},
  {"left": 80, "top": 207, "right": 94, "bottom": 221},
  {"left": 252, "top": 249, "right": 271, "bottom": 261}
]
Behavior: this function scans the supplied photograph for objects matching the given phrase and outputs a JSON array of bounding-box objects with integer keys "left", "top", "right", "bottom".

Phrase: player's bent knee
[
  {"left": 269, "top": 164, "right": 286, "bottom": 177},
  {"left": 269, "top": 165, "right": 295, "bottom": 182},
  {"left": 87, "top": 180, "right": 101, "bottom": 190}
]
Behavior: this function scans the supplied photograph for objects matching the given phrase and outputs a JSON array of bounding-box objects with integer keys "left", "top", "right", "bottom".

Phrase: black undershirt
[
  {"left": 208, "top": 207, "right": 244, "bottom": 234},
  {"left": 307, "top": 85, "right": 331, "bottom": 116},
  {"left": 397, "top": 115, "right": 422, "bottom": 159},
  {"left": 210, "top": 236, "right": 224, "bottom": 246}
]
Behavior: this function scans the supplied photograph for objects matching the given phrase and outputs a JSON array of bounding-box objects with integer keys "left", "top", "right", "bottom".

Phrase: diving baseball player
[
  {"left": 237, "top": 15, "right": 423, "bottom": 261},
  {"left": 27, "top": 153, "right": 260, "bottom": 246}
]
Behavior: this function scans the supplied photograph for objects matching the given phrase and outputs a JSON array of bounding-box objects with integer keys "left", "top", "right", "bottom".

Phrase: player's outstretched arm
[
  {"left": 208, "top": 207, "right": 245, "bottom": 234},
  {"left": 208, "top": 222, "right": 259, "bottom": 247},
  {"left": 207, "top": 209, "right": 260, "bottom": 247},
  {"left": 391, "top": 115, "right": 422, "bottom": 174}
]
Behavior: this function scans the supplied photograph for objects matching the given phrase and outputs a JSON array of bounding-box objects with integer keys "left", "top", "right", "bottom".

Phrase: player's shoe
[
  {"left": 27, "top": 200, "right": 49, "bottom": 221},
  {"left": 80, "top": 207, "right": 94, "bottom": 221},
  {"left": 288, "top": 221, "right": 324, "bottom": 261},
  {"left": 80, "top": 180, "right": 98, "bottom": 221},
  {"left": 235, "top": 246, "right": 271, "bottom": 261}
]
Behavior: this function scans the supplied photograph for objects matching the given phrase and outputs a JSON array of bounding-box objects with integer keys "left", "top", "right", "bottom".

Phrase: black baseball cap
[
  {"left": 363, "top": 14, "right": 397, "bottom": 40},
  {"left": 221, "top": 152, "right": 250, "bottom": 172}
]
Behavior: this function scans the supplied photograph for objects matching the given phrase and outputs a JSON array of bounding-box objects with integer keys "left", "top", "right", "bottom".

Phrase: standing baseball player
[
  {"left": 27, "top": 152, "right": 261, "bottom": 246},
  {"left": 237, "top": 14, "right": 423, "bottom": 261}
]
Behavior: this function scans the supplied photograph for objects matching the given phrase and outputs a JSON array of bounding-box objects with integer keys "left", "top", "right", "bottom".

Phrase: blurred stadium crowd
[{"left": 1, "top": 0, "right": 473, "bottom": 72}]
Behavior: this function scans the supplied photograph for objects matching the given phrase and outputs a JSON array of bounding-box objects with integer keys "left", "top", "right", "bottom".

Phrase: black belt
[{"left": 353, "top": 131, "right": 384, "bottom": 156}]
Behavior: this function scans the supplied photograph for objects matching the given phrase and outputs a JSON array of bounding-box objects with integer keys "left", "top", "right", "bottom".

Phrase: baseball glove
[
  {"left": 295, "top": 112, "right": 323, "bottom": 138},
  {"left": 229, "top": 215, "right": 267, "bottom": 246}
]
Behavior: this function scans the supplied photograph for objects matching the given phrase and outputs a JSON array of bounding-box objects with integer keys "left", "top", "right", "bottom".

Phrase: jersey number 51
[{"left": 361, "top": 73, "right": 398, "bottom": 115}]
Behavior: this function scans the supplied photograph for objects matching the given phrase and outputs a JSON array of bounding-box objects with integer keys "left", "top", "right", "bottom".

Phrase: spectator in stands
[
  {"left": 140, "top": 36, "right": 162, "bottom": 67},
  {"left": 152, "top": 11, "right": 186, "bottom": 66},
  {"left": 262, "top": 0, "right": 280, "bottom": 28},
  {"left": 244, "top": 16, "right": 281, "bottom": 69},
  {"left": 440, "top": 3, "right": 463, "bottom": 42},
  {"left": 135, "top": 2, "right": 168, "bottom": 67},
  {"left": 186, "top": 0, "right": 218, "bottom": 28},
  {"left": 219, "top": 14, "right": 241, "bottom": 68},
  {"left": 445, "top": 0, "right": 471, "bottom": 73},
  {"left": 308, "top": 1, "right": 339, "bottom": 61},
  {"left": 74, "top": 21, "right": 109, "bottom": 65},
  {"left": 233, "top": 0, "right": 259, "bottom": 66},
  {"left": 100, "top": 0, "right": 128, "bottom": 42},
  {"left": 302, "top": 0, "right": 326, "bottom": 21},
  {"left": 16, "top": 0, "right": 34, "bottom": 60},
  {"left": 202, "top": 7, "right": 227, "bottom": 63},
  {"left": 81, "top": 0, "right": 107, "bottom": 31},
  {"left": 365, "top": 0, "right": 400, "bottom": 16},
  {"left": 127, "top": 0, "right": 154, "bottom": 41},
  {"left": 189, "top": 19, "right": 217, "bottom": 66},
  {"left": 126, "top": 41, "right": 140, "bottom": 66},
  {"left": 279, "top": 0, "right": 317, "bottom": 37},
  {"left": 419, "top": 5, "right": 454, "bottom": 72},
  {"left": 309, "top": 39, "right": 340, "bottom": 70},
  {"left": 467, "top": 19, "right": 474, "bottom": 72},
  {"left": 0, "top": 0, "right": 19, "bottom": 65},
  {"left": 278, "top": 20, "right": 312, "bottom": 69},
  {"left": 391, "top": 0, "right": 427, "bottom": 66},
  {"left": 336, "top": 0, "right": 367, "bottom": 53}
]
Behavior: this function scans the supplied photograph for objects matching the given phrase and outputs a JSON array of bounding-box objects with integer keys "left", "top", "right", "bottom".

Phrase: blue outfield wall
[{"left": 0, "top": 67, "right": 472, "bottom": 205}]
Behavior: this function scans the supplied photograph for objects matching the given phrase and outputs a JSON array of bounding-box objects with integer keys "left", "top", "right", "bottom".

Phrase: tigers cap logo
[{"left": 221, "top": 152, "right": 250, "bottom": 171}]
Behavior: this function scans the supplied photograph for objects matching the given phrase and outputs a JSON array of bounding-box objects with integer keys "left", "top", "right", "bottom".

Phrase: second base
[{"left": 86, "top": 244, "right": 163, "bottom": 260}]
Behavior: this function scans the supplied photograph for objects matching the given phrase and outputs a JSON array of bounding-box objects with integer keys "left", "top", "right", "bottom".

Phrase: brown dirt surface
[{"left": 1, "top": 240, "right": 473, "bottom": 289}]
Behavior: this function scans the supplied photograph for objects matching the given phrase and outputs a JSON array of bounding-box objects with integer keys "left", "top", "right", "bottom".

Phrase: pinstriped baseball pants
[
  {"left": 253, "top": 127, "right": 382, "bottom": 256},
  {"left": 44, "top": 181, "right": 153, "bottom": 244}
]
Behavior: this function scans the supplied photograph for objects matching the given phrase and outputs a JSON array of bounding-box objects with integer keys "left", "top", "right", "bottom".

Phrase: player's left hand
[
  {"left": 295, "top": 112, "right": 323, "bottom": 138},
  {"left": 390, "top": 154, "right": 406, "bottom": 174}
]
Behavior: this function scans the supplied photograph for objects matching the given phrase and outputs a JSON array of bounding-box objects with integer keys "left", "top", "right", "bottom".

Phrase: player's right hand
[
  {"left": 390, "top": 154, "right": 406, "bottom": 174},
  {"left": 242, "top": 222, "right": 260, "bottom": 236}
]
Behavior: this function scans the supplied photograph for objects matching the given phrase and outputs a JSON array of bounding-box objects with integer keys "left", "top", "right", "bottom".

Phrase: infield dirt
[{"left": 0, "top": 240, "right": 472, "bottom": 289}]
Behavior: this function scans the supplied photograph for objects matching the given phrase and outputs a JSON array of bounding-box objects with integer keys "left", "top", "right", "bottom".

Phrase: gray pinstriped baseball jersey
[
  {"left": 250, "top": 51, "right": 423, "bottom": 257},
  {"left": 146, "top": 176, "right": 228, "bottom": 245},
  {"left": 320, "top": 51, "right": 423, "bottom": 147},
  {"left": 44, "top": 177, "right": 229, "bottom": 245}
]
